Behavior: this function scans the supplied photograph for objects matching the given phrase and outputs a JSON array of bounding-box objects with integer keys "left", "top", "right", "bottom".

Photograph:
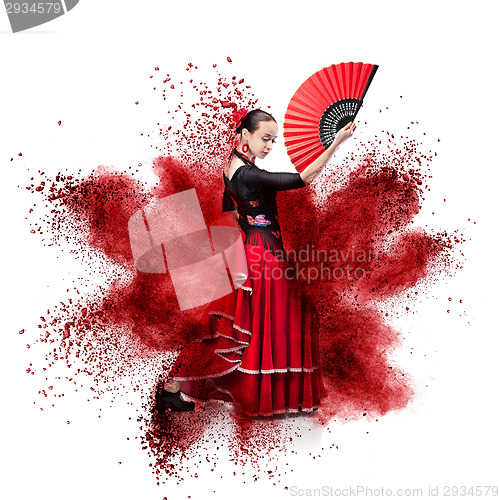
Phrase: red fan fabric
[{"left": 169, "top": 230, "right": 327, "bottom": 416}]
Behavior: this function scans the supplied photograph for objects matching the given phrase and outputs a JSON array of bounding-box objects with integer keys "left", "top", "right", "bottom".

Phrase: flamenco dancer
[{"left": 155, "top": 109, "right": 356, "bottom": 416}]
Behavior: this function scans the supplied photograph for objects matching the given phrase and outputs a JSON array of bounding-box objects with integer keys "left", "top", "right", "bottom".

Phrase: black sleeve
[
  {"left": 240, "top": 165, "right": 306, "bottom": 191},
  {"left": 222, "top": 186, "right": 236, "bottom": 212}
]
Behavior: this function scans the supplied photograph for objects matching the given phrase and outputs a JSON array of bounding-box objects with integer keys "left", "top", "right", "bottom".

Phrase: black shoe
[
  {"left": 155, "top": 387, "right": 195, "bottom": 413},
  {"left": 298, "top": 405, "right": 318, "bottom": 413}
]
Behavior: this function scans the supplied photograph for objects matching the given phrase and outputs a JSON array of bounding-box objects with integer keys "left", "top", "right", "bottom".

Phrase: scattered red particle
[
  {"left": 19, "top": 329, "right": 24, "bottom": 334},
  {"left": 18, "top": 152, "right": 22, "bottom": 156},
  {"left": 135, "top": 101, "right": 139, "bottom": 105},
  {"left": 58, "top": 121, "right": 61, "bottom": 126},
  {"left": 227, "top": 57, "right": 232, "bottom": 63}
]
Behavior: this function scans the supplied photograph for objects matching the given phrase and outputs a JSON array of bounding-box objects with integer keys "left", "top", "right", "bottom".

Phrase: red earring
[{"left": 242, "top": 144, "right": 249, "bottom": 153}]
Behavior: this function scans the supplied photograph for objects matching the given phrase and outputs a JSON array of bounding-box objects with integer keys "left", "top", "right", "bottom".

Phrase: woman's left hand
[{"left": 334, "top": 122, "right": 356, "bottom": 146}]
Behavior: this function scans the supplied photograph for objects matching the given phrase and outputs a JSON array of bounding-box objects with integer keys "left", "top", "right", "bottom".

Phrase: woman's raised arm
[
  {"left": 239, "top": 165, "right": 306, "bottom": 192},
  {"left": 299, "top": 122, "right": 356, "bottom": 184}
]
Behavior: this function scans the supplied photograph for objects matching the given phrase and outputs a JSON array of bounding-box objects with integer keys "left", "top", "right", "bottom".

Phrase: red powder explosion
[{"left": 20, "top": 59, "right": 465, "bottom": 486}]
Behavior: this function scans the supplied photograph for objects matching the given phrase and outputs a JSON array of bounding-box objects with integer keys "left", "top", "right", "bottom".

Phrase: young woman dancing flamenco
[{"left": 155, "top": 109, "right": 356, "bottom": 416}]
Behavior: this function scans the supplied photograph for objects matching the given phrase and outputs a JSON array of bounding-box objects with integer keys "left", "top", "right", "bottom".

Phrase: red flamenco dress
[{"left": 168, "top": 149, "right": 327, "bottom": 416}]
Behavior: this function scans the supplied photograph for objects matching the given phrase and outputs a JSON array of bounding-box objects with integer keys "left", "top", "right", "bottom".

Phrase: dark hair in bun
[{"left": 236, "top": 109, "right": 276, "bottom": 135}]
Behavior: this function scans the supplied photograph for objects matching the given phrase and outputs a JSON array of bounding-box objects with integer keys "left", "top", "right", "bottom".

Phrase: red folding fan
[{"left": 284, "top": 62, "right": 378, "bottom": 172}]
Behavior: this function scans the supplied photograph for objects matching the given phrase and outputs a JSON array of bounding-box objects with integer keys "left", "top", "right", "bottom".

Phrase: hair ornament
[{"left": 233, "top": 108, "right": 248, "bottom": 129}]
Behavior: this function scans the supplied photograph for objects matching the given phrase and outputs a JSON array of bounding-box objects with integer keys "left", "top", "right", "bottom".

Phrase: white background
[{"left": 1, "top": 1, "right": 499, "bottom": 499}]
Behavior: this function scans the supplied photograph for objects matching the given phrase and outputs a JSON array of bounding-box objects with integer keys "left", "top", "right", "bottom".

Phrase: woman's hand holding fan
[
  {"left": 333, "top": 121, "right": 356, "bottom": 147},
  {"left": 298, "top": 120, "right": 357, "bottom": 183}
]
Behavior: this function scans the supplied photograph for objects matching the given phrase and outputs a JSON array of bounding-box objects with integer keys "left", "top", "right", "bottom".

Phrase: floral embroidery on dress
[
  {"left": 247, "top": 214, "right": 272, "bottom": 226},
  {"left": 249, "top": 200, "right": 260, "bottom": 207}
]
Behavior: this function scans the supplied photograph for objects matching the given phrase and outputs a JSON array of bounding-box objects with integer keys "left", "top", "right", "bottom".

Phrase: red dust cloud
[{"left": 20, "top": 59, "right": 466, "bottom": 486}]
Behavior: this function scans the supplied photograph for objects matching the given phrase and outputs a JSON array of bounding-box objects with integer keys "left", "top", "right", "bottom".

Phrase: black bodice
[{"left": 222, "top": 149, "right": 306, "bottom": 257}]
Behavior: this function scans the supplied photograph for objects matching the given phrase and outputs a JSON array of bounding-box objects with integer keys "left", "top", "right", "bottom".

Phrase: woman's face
[{"left": 243, "top": 120, "right": 278, "bottom": 161}]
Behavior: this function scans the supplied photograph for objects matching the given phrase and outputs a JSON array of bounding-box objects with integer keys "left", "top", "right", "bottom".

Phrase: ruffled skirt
[{"left": 169, "top": 231, "right": 327, "bottom": 416}]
